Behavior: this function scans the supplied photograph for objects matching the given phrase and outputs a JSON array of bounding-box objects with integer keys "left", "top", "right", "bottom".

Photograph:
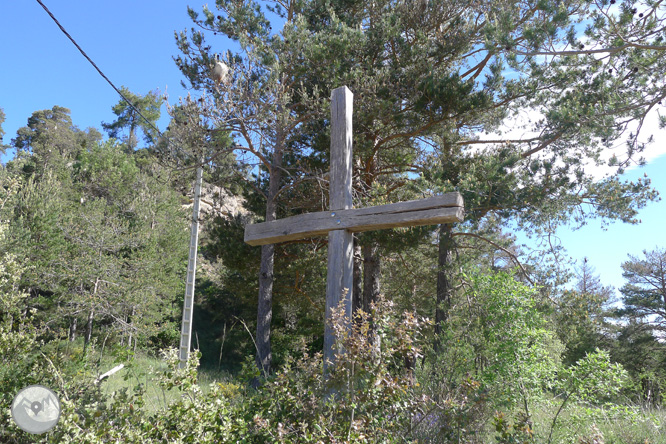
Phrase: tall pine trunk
[
  {"left": 434, "top": 224, "right": 454, "bottom": 353},
  {"left": 84, "top": 278, "right": 100, "bottom": 352},
  {"left": 362, "top": 244, "right": 381, "bottom": 314},
  {"left": 256, "top": 244, "right": 275, "bottom": 376},
  {"left": 362, "top": 243, "right": 381, "bottom": 357},
  {"left": 69, "top": 317, "right": 77, "bottom": 342},
  {"left": 255, "top": 128, "right": 284, "bottom": 378},
  {"left": 84, "top": 309, "right": 94, "bottom": 350},
  {"left": 352, "top": 238, "right": 363, "bottom": 318},
  {"left": 127, "top": 305, "right": 135, "bottom": 350}
]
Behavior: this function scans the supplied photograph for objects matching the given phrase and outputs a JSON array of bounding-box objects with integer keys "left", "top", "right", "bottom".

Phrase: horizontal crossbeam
[{"left": 245, "top": 192, "right": 464, "bottom": 246}]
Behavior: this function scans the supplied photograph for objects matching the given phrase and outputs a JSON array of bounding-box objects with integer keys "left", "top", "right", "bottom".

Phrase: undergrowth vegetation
[
  {"left": 2, "top": 266, "right": 664, "bottom": 443},
  {"left": 2, "top": 175, "right": 664, "bottom": 442}
]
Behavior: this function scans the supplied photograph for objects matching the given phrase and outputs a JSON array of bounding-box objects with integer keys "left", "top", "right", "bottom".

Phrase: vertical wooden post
[
  {"left": 179, "top": 160, "right": 203, "bottom": 368},
  {"left": 324, "top": 86, "right": 354, "bottom": 376}
]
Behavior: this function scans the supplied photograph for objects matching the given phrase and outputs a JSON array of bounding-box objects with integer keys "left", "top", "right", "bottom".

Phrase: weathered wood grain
[
  {"left": 323, "top": 229, "right": 353, "bottom": 375},
  {"left": 324, "top": 87, "right": 355, "bottom": 378},
  {"left": 324, "top": 86, "right": 354, "bottom": 375},
  {"left": 330, "top": 86, "right": 353, "bottom": 211},
  {"left": 244, "top": 193, "right": 464, "bottom": 246}
]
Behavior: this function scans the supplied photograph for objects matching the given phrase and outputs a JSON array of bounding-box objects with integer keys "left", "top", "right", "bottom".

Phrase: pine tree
[
  {"left": 174, "top": 0, "right": 664, "bottom": 370},
  {"left": 6, "top": 118, "right": 189, "bottom": 352},
  {"left": 174, "top": 0, "right": 333, "bottom": 376},
  {"left": 12, "top": 106, "right": 102, "bottom": 179},
  {"left": 556, "top": 258, "right": 615, "bottom": 365},
  {"left": 290, "top": 0, "right": 662, "bottom": 347},
  {"left": 0, "top": 107, "right": 6, "bottom": 154},
  {"left": 619, "top": 247, "right": 666, "bottom": 335},
  {"left": 102, "top": 87, "right": 162, "bottom": 153}
]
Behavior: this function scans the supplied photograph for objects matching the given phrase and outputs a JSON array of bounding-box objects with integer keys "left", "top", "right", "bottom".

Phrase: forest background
[{"left": 2, "top": 0, "right": 666, "bottom": 443}]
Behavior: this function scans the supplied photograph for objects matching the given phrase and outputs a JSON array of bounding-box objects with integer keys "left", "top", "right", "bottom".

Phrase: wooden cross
[{"left": 244, "top": 86, "right": 464, "bottom": 373}]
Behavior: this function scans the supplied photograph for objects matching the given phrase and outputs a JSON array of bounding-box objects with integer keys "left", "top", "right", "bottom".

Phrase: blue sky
[
  {"left": 1, "top": 1, "right": 665, "bottom": 296},
  {"left": 517, "top": 155, "right": 666, "bottom": 295},
  {"left": 0, "top": 1, "right": 194, "bottom": 145}
]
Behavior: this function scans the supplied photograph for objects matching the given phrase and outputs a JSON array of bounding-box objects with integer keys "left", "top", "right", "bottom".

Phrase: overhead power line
[
  {"left": 35, "top": 0, "right": 163, "bottom": 138},
  {"left": 34, "top": 0, "right": 240, "bottom": 174}
]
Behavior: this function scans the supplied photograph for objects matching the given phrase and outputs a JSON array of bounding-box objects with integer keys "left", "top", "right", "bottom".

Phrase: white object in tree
[{"left": 211, "top": 53, "right": 229, "bottom": 85}]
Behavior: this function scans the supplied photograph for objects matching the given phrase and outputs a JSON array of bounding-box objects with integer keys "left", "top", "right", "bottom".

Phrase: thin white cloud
[{"left": 472, "top": 101, "right": 666, "bottom": 181}]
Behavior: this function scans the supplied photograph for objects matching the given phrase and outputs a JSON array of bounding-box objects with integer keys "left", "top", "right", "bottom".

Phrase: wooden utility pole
[{"left": 179, "top": 161, "right": 203, "bottom": 368}]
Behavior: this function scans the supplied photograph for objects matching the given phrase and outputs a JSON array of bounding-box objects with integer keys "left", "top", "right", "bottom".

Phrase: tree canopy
[
  {"left": 102, "top": 87, "right": 162, "bottom": 152},
  {"left": 619, "top": 247, "right": 666, "bottom": 335},
  {"left": 170, "top": 0, "right": 665, "bottom": 376}
]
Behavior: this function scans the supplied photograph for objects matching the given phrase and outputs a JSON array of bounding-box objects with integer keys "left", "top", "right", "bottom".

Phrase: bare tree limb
[{"left": 452, "top": 232, "right": 534, "bottom": 285}]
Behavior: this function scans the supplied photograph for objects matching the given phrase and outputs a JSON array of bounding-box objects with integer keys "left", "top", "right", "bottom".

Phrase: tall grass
[
  {"left": 45, "top": 339, "right": 666, "bottom": 443},
  {"left": 55, "top": 339, "right": 233, "bottom": 413},
  {"left": 508, "top": 398, "right": 666, "bottom": 444}
]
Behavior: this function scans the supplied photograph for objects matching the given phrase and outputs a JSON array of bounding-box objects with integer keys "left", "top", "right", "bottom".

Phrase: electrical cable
[
  {"left": 35, "top": 0, "right": 163, "bottom": 139},
  {"left": 34, "top": 0, "right": 241, "bottom": 176}
]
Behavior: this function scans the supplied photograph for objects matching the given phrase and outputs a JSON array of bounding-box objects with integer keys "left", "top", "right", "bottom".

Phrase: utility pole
[{"left": 179, "top": 160, "right": 203, "bottom": 368}]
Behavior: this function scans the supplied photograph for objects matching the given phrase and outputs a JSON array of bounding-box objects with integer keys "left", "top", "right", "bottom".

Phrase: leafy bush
[
  {"left": 238, "top": 294, "right": 429, "bottom": 442},
  {"left": 2, "top": 290, "right": 429, "bottom": 443},
  {"left": 1, "top": 259, "right": 661, "bottom": 444}
]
